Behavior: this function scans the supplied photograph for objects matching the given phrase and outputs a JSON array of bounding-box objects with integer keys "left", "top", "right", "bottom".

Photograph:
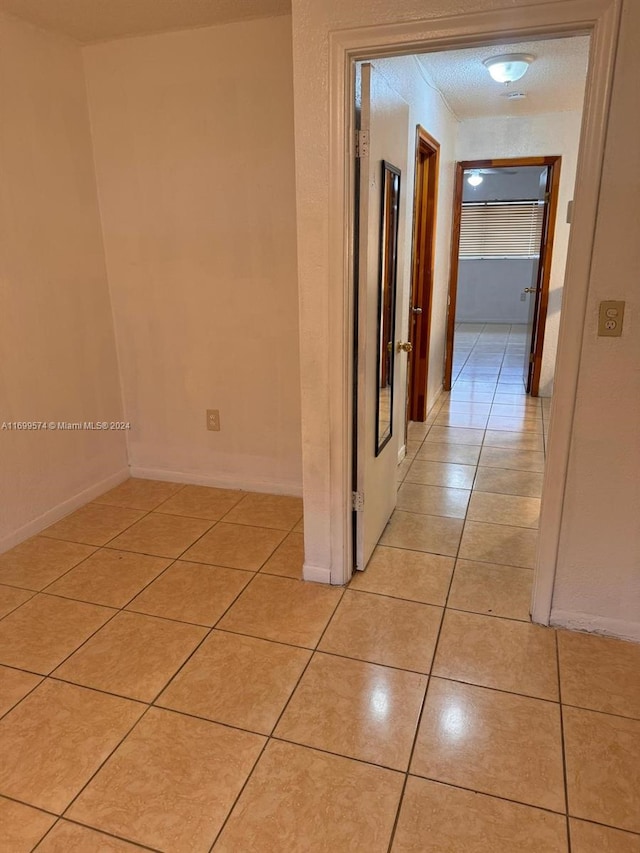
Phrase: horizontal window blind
[{"left": 459, "top": 200, "right": 544, "bottom": 259}]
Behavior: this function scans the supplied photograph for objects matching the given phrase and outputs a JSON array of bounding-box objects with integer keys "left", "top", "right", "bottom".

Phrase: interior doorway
[
  {"left": 444, "top": 156, "right": 562, "bottom": 396},
  {"left": 348, "top": 26, "right": 595, "bottom": 586},
  {"left": 406, "top": 127, "right": 440, "bottom": 423}
]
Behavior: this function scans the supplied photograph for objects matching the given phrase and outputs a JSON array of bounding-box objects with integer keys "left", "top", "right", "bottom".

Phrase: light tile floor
[{"left": 0, "top": 323, "right": 639, "bottom": 851}]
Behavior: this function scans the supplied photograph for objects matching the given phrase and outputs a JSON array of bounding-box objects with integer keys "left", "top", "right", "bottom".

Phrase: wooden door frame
[
  {"left": 443, "top": 155, "right": 562, "bottom": 395},
  {"left": 406, "top": 126, "right": 440, "bottom": 423},
  {"left": 528, "top": 158, "right": 562, "bottom": 395}
]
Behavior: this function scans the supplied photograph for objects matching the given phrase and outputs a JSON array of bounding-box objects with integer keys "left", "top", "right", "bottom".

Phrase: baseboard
[
  {"left": 426, "top": 385, "right": 444, "bottom": 416},
  {"left": 397, "top": 445, "right": 407, "bottom": 464},
  {"left": 0, "top": 467, "right": 129, "bottom": 554},
  {"left": 550, "top": 609, "right": 640, "bottom": 643},
  {"left": 129, "top": 466, "right": 303, "bottom": 498},
  {"left": 303, "top": 563, "right": 333, "bottom": 584}
]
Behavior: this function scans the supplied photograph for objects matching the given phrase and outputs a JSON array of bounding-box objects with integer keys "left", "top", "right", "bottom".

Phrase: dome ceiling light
[
  {"left": 483, "top": 53, "right": 535, "bottom": 83},
  {"left": 467, "top": 172, "right": 483, "bottom": 187}
]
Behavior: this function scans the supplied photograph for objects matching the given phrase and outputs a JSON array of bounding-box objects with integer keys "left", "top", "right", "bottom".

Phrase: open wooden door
[
  {"left": 353, "top": 63, "right": 409, "bottom": 571},
  {"left": 523, "top": 159, "right": 561, "bottom": 395},
  {"left": 406, "top": 127, "right": 440, "bottom": 422},
  {"left": 443, "top": 156, "right": 562, "bottom": 394}
]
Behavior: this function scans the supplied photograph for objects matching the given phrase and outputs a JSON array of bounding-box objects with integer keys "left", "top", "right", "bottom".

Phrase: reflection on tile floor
[{"left": 0, "top": 324, "right": 639, "bottom": 851}]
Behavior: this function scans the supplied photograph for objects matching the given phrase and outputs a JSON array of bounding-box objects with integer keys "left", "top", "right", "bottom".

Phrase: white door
[{"left": 354, "top": 63, "right": 410, "bottom": 571}]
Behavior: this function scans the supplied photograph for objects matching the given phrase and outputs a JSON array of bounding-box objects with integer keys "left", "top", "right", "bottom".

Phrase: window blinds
[{"left": 459, "top": 200, "right": 545, "bottom": 259}]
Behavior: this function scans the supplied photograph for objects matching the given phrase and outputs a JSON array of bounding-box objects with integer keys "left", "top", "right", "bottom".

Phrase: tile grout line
[
  {"left": 0, "top": 498, "right": 305, "bottom": 849},
  {"left": 38, "top": 552, "right": 180, "bottom": 611},
  {"left": 2, "top": 732, "right": 637, "bottom": 851},
  {"left": 12, "top": 505, "right": 267, "bottom": 679},
  {"left": 0, "top": 586, "right": 38, "bottom": 622},
  {"left": 5, "top": 588, "right": 638, "bottom": 736},
  {"left": 33, "top": 654, "right": 640, "bottom": 725},
  {"left": 34, "top": 488, "right": 299, "bottom": 564},
  {"left": 57, "top": 701, "right": 156, "bottom": 827},
  {"left": 0, "top": 671, "right": 45, "bottom": 724},
  {"left": 556, "top": 631, "right": 573, "bottom": 853},
  {"left": 206, "top": 580, "right": 347, "bottom": 852},
  {"left": 29, "top": 580, "right": 226, "bottom": 706},
  {"left": 34, "top": 814, "right": 162, "bottom": 852},
  {"left": 387, "top": 389, "right": 486, "bottom": 851},
  {"left": 380, "top": 526, "right": 536, "bottom": 569},
  {"left": 24, "top": 510, "right": 297, "bottom": 850},
  {"left": 389, "top": 325, "right": 538, "bottom": 847},
  {"left": 393, "top": 325, "right": 572, "bottom": 846},
  {"left": 145, "top": 563, "right": 285, "bottom": 707}
]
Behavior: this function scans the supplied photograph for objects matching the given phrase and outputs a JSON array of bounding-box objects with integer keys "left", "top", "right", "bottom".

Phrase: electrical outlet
[
  {"left": 206, "top": 409, "right": 220, "bottom": 431},
  {"left": 598, "top": 301, "right": 625, "bottom": 337}
]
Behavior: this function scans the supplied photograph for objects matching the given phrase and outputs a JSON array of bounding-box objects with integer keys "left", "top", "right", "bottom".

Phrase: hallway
[
  {"left": 393, "top": 322, "right": 547, "bottom": 616},
  {"left": 0, "top": 325, "right": 639, "bottom": 851}
]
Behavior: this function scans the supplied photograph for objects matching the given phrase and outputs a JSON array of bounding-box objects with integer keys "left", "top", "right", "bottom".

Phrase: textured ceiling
[
  {"left": 417, "top": 36, "right": 590, "bottom": 119},
  {"left": 0, "top": 0, "right": 291, "bottom": 43}
]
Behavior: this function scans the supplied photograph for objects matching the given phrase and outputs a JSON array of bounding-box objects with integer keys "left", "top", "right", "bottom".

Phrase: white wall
[
  {"left": 457, "top": 259, "right": 533, "bottom": 323},
  {"left": 368, "top": 56, "right": 459, "bottom": 421},
  {"left": 456, "top": 111, "right": 584, "bottom": 396},
  {"left": 83, "top": 15, "right": 302, "bottom": 495},
  {"left": 550, "top": 1, "right": 640, "bottom": 641},
  {"left": 0, "top": 13, "right": 127, "bottom": 550},
  {"left": 291, "top": 0, "right": 640, "bottom": 640}
]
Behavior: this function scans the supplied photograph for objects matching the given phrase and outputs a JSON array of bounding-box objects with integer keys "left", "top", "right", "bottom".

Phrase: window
[{"left": 459, "top": 200, "right": 544, "bottom": 259}]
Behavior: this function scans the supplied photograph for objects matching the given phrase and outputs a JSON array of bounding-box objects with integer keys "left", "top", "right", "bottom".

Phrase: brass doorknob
[
  {"left": 523, "top": 287, "right": 537, "bottom": 293},
  {"left": 397, "top": 341, "right": 413, "bottom": 353}
]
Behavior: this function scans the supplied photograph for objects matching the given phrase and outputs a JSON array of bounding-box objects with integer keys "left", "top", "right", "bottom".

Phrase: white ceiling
[
  {"left": 417, "top": 36, "right": 590, "bottom": 119},
  {"left": 0, "top": 0, "right": 291, "bottom": 43}
]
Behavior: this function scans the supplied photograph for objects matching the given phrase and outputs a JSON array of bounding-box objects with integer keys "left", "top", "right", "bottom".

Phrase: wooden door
[
  {"left": 353, "top": 63, "right": 409, "bottom": 571},
  {"left": 443, "top": 156, "right": 562, "bottom": 394},
  {"left": 525, "top": 159, "right": 562, "bottom": 395},
  {"left": 406, "top": 127, "right": 440, "bottom": 422}
]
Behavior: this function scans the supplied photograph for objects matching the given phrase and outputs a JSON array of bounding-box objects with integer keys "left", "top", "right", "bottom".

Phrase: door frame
[
  {"left": 314, "top": 0, "right": 620, "bottom": 625},
  {"left": 443, "top": 155, "right": 562, "bottom": 395},
  {"left": 406, "top": 126, "right": 440, "bottom": 423}
]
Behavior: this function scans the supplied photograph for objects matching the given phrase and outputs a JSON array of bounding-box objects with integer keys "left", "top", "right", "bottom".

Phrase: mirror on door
[{"left": 376, "top": 160, "right": 401, "bottom": 455}]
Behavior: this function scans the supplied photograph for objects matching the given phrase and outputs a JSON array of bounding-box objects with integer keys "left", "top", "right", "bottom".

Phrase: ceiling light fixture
[
  {"left": 483, "top": 53, "right": 534, "bottom": 83},
  {"left": 467, "top": 172, "right": 483, "bottom": 187}
]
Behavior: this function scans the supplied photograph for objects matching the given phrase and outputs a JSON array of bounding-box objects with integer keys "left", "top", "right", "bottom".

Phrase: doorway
[
  {"left": 444, "top": 156, "right": 562, "bottom": 396},
  {"left": 344, "top": 16, "right": 604, "bottom": 604},
  {"left": 295, "top": 0, "right": 619, "bottom": 601},
  {"left": 406, "top": 127, "right": 440, "bottom": 423},
  {"left": 351, "top": 39, "right": 586, "bottom": 577}
]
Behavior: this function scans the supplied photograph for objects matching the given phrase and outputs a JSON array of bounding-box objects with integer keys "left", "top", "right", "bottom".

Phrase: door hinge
[
  {"left": 529, "top": 353, "right": 535, "bottom": 364},
  {"left": 356, "top": 130, "right": 369, "bottom": 159},
  {"left": 352, "top": 491, "right": 365, "bottom": 511}
]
